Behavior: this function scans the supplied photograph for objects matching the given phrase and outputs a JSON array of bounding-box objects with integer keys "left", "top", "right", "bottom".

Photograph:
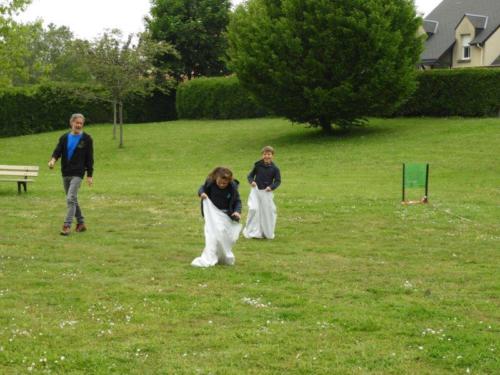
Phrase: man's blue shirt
[{"left": 67, "top": 133, "right": 82, "bottom": 160}]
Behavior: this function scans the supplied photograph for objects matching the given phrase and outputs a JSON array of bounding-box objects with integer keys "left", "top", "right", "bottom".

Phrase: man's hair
[
  {"left": 207, "top": 166, "right": 234, "bottom": 182},
  {"left": 261, "top": 145, "right": 275, "bottom": 154},
  {"left": 69, "top": 113, "right": 85, "bottom": 124}
]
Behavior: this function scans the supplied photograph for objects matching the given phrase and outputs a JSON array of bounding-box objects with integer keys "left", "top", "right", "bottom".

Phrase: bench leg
[
  {"left": 23, "top": 181, "right": 27, "bottom": 192},
  {"left": 17, "top": 182, "right": 27, "bottom": 193}
]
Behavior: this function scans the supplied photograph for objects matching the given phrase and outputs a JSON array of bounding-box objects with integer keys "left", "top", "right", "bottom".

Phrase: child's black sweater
[
  {"left": 247, "top": 160, "right": 281, "bottom": 190},
  {"left": 198, "top": 179, "right": 242, "bottom": 218}
]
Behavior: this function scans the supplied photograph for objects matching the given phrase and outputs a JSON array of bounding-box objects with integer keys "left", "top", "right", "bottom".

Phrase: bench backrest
[{"left": 0, "top": 165, "right": 39, "bottom": 177}]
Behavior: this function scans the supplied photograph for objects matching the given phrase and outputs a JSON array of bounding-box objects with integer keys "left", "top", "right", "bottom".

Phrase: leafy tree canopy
[
  {"left": 84, "top": 30, "right": 178, "bottom": 147},
  {"left": 228, "top": 0, "right": 424, "bottom": 132},
  {"left": 0, "top": 21, "right": 91, "bottom": 86},
  {"left": 147, "top": 0, "right": 230, "bottom": 79},
  {"left": 85, "top": 30, "right": 178, "bottom": 101},
  {"left": 0, "top": 0, "right": 30, "bottom": 33},
  {"left": 0, "top": 0, "right": 30, "bottom": 17}
]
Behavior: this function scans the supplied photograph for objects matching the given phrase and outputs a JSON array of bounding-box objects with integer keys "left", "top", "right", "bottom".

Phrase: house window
[{"left": 461, "top": 34, "right": 472, "bottom": 60}]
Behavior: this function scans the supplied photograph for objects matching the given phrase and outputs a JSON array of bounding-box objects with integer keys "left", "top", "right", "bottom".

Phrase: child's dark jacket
[
  {"left": 198, "top": 179, "right": 242, "bottom": 219},
  {"left": 247, "top": 160, "right": 281, "bottom": 190}
]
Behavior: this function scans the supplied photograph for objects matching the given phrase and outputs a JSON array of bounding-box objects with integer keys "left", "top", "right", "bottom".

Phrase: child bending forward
[
  {"left": 243, "top": 146, "right": 281, "bottom": 239},
  {"left": 191, "top": 167, "right": 242, "bottom": 267}
]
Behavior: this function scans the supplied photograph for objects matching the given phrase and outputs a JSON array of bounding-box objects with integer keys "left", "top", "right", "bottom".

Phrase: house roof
[
  {"left": 491, "top": 54, "right": 500, "bottom": 66},
  {"left": 460, "top": 14, "right": 488, "bottom": 31},
  {"left": 423, "top": 20, "right": 439, "bottom": 34},
  {"left": 421, "top": 0, "right": 500, "bottom": 64}
]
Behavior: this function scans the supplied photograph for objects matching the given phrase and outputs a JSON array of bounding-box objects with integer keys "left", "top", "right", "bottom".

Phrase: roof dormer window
[{"left": 461, "top": 34, "right": 472, "bottom": 60}]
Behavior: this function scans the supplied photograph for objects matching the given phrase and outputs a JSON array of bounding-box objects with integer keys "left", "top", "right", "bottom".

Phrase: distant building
[{"left": 420, "top": 0, "right": 500, "bottom": 68}]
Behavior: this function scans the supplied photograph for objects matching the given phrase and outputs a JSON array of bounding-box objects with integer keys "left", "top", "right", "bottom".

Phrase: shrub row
[
  {"left": 0, "top": 83, "right": 176, "bottom": 137},
  {"left": 176, "top": 76, "right": 267, "bottom": 119},
  {"left": 176, "top": 69, "right": 500, "bottom": 120},
  {"left": 2, "top": 69, "right": 498, "bottom": 137},
  {"left": 396, "top": 68, "right": 500, "bottom": 117}
]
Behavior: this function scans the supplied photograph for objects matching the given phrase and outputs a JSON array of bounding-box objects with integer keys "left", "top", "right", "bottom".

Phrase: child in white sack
[
  {"left": 243, "top": 146, "right": 281, "bottom": 239},
  {"left": 191, "top": 167, "right": 242, "bottom": 267}
]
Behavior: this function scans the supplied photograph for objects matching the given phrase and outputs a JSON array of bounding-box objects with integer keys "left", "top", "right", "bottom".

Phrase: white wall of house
[{"left": 484, "top": 28, "right": 500, "bottom": 66}]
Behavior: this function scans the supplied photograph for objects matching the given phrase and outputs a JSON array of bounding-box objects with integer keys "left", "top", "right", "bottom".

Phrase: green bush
[
  {"left": 397, "top": 68, "right": 500, "bottom": 117},
  {"left": 176, "top": 76, "right": 267, "bottom": 119},
  {"left": 0, "top": 83, "right": 177, "bottom": 137},
  {"left": 124, "top": 90, "right": 177, "bottom": 124},
  {"left": 227, "top": 0, "right": 423, "bottom": 131},
  {"left": 176, "top": 70, "right": 500, "bottom": 121}
]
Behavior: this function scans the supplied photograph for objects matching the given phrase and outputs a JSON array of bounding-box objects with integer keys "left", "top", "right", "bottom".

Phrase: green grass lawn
[{"left": 0, "top": 117, "right": 499, "bottom": 374}]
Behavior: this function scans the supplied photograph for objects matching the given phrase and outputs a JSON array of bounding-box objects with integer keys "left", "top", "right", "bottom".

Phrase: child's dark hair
[{"left": 207, "top": 166, "right": 233, "bottom": 182}]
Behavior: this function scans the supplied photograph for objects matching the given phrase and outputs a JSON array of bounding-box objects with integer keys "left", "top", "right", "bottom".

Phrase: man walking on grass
[{"left": 48, "top": 113, "right": 94, "bottom": 236}]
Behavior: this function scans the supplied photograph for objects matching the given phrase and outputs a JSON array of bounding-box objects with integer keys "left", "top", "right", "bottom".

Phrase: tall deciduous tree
[
  {"left": 85, "top": 30, "right": 177, "bottom": 147},
  {"left": 36, "top": 24, "right": 92, "bottom": 83},
  {"left": 146, "top": 0, "right": 230, "bottom": 79},
  {"left": 0, "top": 0, "right": 30, "bottom": 24},
  {"left": 0, "top": 21, "right": 91, "bottom": 86},
  {"left": 228, "top": 0, "right": 423, "bottom": 132},
  {"left": 0, "top": 0, "right": 31, "bottom": 85},
  {"left": 0, "top": 0, "right": 30, "bottom": 40}
]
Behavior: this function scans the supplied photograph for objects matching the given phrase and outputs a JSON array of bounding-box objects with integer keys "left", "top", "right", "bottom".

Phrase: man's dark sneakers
[
  {"left": 60, "top": 225, "right": 71, "bottom": 236},
  {"left": 75, "top": 223, "right": 87, "bottom": 232}
]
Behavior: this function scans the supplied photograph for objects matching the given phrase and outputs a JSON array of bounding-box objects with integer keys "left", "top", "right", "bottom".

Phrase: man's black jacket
[{"left": 52, "top": 132, "right": 94, "bottom": 178}]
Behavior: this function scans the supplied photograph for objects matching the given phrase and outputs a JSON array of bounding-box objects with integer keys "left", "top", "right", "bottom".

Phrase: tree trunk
[
  {"left": 119, "top": 101, "right": 124, "bottom": 148},
  {"left": 319, "top": 119, "right": 333, "bottom": 134},
  {"left": 112, "top": 100, "right": 117, "bottom": 140},
  {"left": 113, "top": 101, "right": 117, "bottom": 139}
]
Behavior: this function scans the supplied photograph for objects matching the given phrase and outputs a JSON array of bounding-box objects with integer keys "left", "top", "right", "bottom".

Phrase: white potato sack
[
  {"left": 243, "top": 187, "right": 277, "bottom": 239},
  {"left": 191, "top": 198, "right": 242, "bottom": 267}
]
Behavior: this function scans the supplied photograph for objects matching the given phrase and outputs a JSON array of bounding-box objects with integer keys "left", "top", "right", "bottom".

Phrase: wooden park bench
[{"left": 0, "top": 165, "right": 39, "bottom": 193}]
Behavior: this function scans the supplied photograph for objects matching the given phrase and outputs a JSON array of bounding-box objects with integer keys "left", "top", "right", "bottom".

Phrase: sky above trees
[{"left": 15, "top": 0, "right": 442, "bottom": 40}]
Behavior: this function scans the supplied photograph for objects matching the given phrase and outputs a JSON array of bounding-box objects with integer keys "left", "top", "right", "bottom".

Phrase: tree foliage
[
  {"left": 228, "top": 0, "right": 423, "bottom": 131},
  {"left": 0, "top": 0, "right": 30, "bottom": 21},
  {"left": 0, "top": 21, "right": 91, "bottom": 86},
  {"left": 35, "top": 24, "right": 92, "bottom": 83},
  {"left": 0, "top": 0, "right": 31, "bottom": 85},
  {"left": 147, "top": 0, "right": 230, "bottom": 79},
  {"left": 0, "top": 0, "right": 30, "bottom": 39},
  {"left": 84, "top": 30, "right": 178, "bottom": 147}
]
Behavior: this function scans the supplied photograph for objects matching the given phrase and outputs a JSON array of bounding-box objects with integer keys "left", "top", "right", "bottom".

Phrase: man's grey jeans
[{"left": 63, "top": 176, "right": 84, "bottom": 226}]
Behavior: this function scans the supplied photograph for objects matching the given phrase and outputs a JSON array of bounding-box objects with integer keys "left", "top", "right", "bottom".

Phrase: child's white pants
[
  {"left": 243, "top": 187, "right": 277, "bottom": 239},
  {"left": 191, "top": 199, "right": 242, "bottom": 267}
]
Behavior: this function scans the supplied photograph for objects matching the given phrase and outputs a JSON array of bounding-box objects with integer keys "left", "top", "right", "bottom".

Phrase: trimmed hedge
[
  {"left": 0, "top": 83, "right": 176, "bottom": 137},
  {"left": 124, "top": 90, "right": 177, "bottom": 124},
  {"left": 177, "top": 70, "right": 500, "bottom": 120},
  {"left": 2, "top": 69, "right": 498, "bottom": 137},
  {"left": 176, "top": 76, "right": 267, "bottom": 119},
  {"left": 396, "top": 68, "right": 500, "bottom": 117}
]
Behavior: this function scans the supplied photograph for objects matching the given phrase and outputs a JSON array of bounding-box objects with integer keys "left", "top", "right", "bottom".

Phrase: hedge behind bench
[{"left": 0, "top": 83, "right": 176, "bottom": 137}]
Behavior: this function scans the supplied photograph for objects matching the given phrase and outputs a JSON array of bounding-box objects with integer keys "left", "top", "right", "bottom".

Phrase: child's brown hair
[
  {"left": 207, "top": 166, "right": 234, "bottom": 183},
  {"left": 261, "top": 146, "right": 275, "bottom": 154}
]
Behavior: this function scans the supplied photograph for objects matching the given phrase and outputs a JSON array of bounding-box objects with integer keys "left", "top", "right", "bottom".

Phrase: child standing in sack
[
  {"left": 243, "top": 146, "right": 281, "bottom": 239},
  {"left": 192, "top": 167, "right": 242, "bottom": 267}
]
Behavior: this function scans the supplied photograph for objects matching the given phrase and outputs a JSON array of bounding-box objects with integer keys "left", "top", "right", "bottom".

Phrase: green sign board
[
  {"left": 402, "top": 163, "right": 429, "bottom": 202},
  {"left": 404, "top": 163, "right": 428, "bottom": 188}
]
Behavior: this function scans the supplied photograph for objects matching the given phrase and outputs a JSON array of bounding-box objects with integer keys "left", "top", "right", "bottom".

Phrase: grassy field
[{"left": 0, "top": 117, "right": 499, "bottom": 374}]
